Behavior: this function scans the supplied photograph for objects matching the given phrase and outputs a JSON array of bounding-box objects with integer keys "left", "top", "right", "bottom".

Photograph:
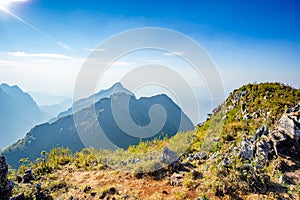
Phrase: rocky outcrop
[
  {"left": 22, "top": 169, "right": 34, "bottom": 183},
  {"left": 238, "top": 103, "right": 300, "bottom": 164},
  {"left": 188, "top": 152, "right": 208, "bottom": 162},
  {"left": 277, "top": 104, "right": 300, "bottom": 146},
  {"left": 160, "top": 147, "right": 178, "bottom": 165},
  {"left": 0, "top": 156, "right": 14, "bottom": 200},
  {"left": 238, "top": 135, "right": 255, "bottom": 160}
]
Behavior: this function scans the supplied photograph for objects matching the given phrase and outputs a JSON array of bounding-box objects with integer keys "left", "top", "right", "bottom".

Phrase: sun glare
[{"left": 0, "top": 0, "right": 28, "bottom": 12}]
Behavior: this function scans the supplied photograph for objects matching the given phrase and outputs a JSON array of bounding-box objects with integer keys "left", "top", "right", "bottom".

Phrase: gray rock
[
  {"left": 0, "top": 156, "right": 14, "bottom": 199},
  {"left": 0, "top": 156, "right": 8, "bottom": 180},
  {"left": 188, "top": 154, "right": 195, "bottom": 162},
  {"left": 188, "top": 152, "right": 207, "bottom": 162},
  {"left": 255, "top": 139, "right": 271, "bottom": 163},
  {"left": 285, "top": 103, "right": 300, "bottom": 113},
  {"left": 194, "top": 152, "right": 208, "bottom": 160},
  {"left": 231, "top": 90, "right": 247, "bottom": 106},
  {"left": 160, "top": 147, "right": 178, "bottom": 165},
  {"left": 269, "top": 129, "right": 287, "bottom": 156},
  {"left": 170, "top": 173, "right": 183, "bottom": 186},
  {"left": 277, "top": 106, "right": 300, "bottom": 146},
  {"left": 22, "top": 168, "right": 34, "bottom": 183},
  {"left": 134, "top": 158, "right": 140, "bottom": 164},
  {"left": 238, "top": 135, "right": 254, "bottom": 160},
  {"left": 252, "top": 125, "right": 268, "bottom": 141}
]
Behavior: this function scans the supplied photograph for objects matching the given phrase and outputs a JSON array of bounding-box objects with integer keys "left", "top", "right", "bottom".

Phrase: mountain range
[
  {"left": 2, "top": 83, "right": 194, "bottom": 168},
  {"left": 2, "top": 82, "right": 300, "bottom": 200}
]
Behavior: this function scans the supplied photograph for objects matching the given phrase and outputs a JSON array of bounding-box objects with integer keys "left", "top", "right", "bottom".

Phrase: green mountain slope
[{"left": 192, "top": 82, "right": 300, "bottom": 152}]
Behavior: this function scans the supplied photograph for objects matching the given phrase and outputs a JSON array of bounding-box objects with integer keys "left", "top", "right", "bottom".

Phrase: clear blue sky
[{"left": 0, "top": 0, "right": 299, "bottom": 98}]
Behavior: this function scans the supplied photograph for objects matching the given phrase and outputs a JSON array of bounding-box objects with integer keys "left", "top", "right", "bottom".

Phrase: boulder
[
  {"left": 0, "top": 156, "right": 8, "bottom": 179},
  {"left": 22, "top": 169, "right": 34, "bottom": 183},
  {"left": 238, "top": 135, "right": 254, "bottom": 160},
  {"left": 0, "top": 156, "right": 14, "bottom": 200},
  {"left": 160, "top": 147, "right": 178, "bottom": 165},
  {"left": 277, "top": 104, "right": 300, "bottom": 147},
  {"left": 255, "top": 139, "right": 272, "bottom": 163},
  {"left": 269, "top": 129, "right": 287, "bottom": 156}
]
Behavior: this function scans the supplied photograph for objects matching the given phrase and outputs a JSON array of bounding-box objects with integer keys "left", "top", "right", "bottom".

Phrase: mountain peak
[
  {"left": 0, "top": 83, "right": 22, "bottom": 94},
  {"left": 56, "top": 83, "right": 134, "bottom": 120},
  {"left": 111, "top": 82, "right": 123, "bottom": 88},
  {"left": 0, "top": 83, "right": 34, "bottom": 103},
  {"left": 96, "top": 82, "right": 134, "bottom": 97}
]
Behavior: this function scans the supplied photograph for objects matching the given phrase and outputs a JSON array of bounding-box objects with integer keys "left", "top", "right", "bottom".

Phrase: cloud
[
  {"left": 0, "top": 59, "right": 19, "bottom": 66},
  {"left": 57, "top": 41, "right": 73, "bottom": 52},
  {"left": 7, "top": 51, "right": 74, "bottom": 59},
  {"left": 83, "top": 48, "right": 107, "bottom": 52},
  {"left": 163, "top": 51, "right": 184, "bottom": 56}
]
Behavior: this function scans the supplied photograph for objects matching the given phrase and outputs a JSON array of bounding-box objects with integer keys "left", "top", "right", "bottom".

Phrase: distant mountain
[
  {"left": 40, "top": 98, "right": 72, "bottom": 118},
  {"left": 0, "top": 83, "right": 50, "bottom": 149},
  {"left": 57, "top": 82, "right": 133, "bottom": 119},
  {"left": 29, "top": 91, "right": 71, "bottom": 106},
  {"left": 3, "top": 84, "right": 194, "bottom": 168},
  {"left": 29, "top": 91, "right": 72, "bottom": 118}
]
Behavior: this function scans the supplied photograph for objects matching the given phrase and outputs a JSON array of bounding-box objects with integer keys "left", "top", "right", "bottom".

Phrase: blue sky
[{"left": 0, "top": 0, "right": 299, "bottom": 100}]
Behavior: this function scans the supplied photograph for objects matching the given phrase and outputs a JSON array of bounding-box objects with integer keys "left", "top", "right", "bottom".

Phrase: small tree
[
  {"left": 41, "top": 150, "right": 47, "bottom": 164},
  {"left": 18, "top": 157, "right": 30, "bottom": 175}
]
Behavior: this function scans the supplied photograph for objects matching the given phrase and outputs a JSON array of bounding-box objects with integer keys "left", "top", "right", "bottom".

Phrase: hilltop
[{"left": 1, "top": 82, "right": 300, "bottom": 200}]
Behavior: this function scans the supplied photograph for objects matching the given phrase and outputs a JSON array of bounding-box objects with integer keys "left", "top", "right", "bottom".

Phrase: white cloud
[
  {"left": 7, "top": 51, "right": 74, "bottom": 59},
  {"left": 0, "top": 59, "right": 19, "bottom": 66},
  {"left": 83, "top": 48, "right": 107, "bottom": 52}
]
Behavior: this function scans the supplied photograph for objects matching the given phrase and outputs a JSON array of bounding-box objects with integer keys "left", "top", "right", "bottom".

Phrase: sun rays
[
  {"left": 0, "top": 0, "right": 28, "bottom": 12},
  {"left": 0, "top": 0, "right": 73, "bottom": 52}
]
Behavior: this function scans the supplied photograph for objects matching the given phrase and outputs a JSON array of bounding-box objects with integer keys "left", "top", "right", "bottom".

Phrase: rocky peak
[
  {"left": 0, "top": 156, "right": 14, "bottom": 200},
  {"left": 0, "top": 156, "right": 8, "bottom": 180}
]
